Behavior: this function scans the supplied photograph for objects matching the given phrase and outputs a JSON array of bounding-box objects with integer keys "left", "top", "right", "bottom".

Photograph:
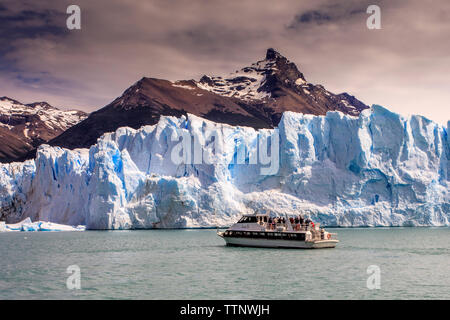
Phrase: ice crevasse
[{"left": 0, "top": 105, "right": 448, "bottom": 229}]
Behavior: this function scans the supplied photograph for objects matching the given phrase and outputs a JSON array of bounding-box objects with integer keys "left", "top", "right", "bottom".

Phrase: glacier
[{"left": 0, "top": 105, "right": 448, "bottom": 229}]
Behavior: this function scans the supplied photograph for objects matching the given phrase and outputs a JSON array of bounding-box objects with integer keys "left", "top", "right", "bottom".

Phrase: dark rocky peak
[
  {"left": 26, "top": 101, "right": 55, "bottom": 110},
  {"left": 196, "top": 48, "right": 309, "bottom": 101},
  {"left": 199, "top": 75, "right": 215, "bottom": 86},
  {"left": 335, "top": 92, "right": 369, "bottom": 113},
  {"left": 265, "top": 48, "right": 282, "bottom": 60},
  {"left": 124, "top": 77, "right": 150, "bottom": 93},
  {"left": 258, "top": 48, "right": 307, "bottom": 95},
  {"left": 110, "top": 77, "right": 170, "bottom": 111},
  {"left": 263, "top": 48, "right": 305, "bottom": 80},
  {"left": 0, "top": 96, "right": 23, "bottom": 105}
]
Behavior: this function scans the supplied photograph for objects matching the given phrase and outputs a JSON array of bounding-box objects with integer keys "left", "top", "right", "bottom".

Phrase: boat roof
[{"left": 242, "top": 213, "right": 269, "bottom": 217}]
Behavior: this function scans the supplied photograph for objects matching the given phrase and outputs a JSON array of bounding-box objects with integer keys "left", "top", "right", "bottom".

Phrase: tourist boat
[{"left": 217, "top": 213, "right": 339, "bottom": 249}]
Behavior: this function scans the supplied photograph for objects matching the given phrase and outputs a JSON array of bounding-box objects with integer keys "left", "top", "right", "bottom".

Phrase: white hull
[{"left": 221, "top": 236, "right": 338, "bottom": 249}]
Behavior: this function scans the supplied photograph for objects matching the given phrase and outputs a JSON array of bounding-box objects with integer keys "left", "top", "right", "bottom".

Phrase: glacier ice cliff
[{"left": 0, "top": 105, "right": 448, "bottom": 229}]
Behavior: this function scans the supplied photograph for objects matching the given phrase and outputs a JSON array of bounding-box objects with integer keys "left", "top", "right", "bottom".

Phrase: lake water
[{"left": 0, "top": 228, "right": 449, "bottom": 299}]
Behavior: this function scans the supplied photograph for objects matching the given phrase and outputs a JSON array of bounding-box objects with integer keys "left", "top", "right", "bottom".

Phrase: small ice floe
[
  {"left": 39, "top": 222, "right": 86, "bottom": 232},
  {"left": 0, "top": 218, "right": 85, "bottom": 232}
]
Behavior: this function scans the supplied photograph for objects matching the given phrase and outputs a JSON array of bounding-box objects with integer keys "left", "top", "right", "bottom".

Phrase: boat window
[{"left": 237, "top": 216, "right": 257, "bottom": 223}]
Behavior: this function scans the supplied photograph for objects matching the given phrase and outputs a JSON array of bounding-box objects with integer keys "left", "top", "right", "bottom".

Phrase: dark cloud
[
  {"left": 15, "top": 74, "right": 42, "bottom": 84},
  {"left": 0, "top": 0, "right": 448, "bottom": 124},
  {"left": 288, "top": 11, "right": 333, "bottom": 27},
  {"left": 287, "top": 0, "right": 383, "bottom": 29},
  {"left": 0, "top": 1, "right": 68, "bottom": 86},
  {"left": 0, "top": 6, "right": 67, "bottom": 42}
]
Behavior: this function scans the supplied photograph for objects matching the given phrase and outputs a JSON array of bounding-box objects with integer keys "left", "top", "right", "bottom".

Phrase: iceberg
[
  {"left": 21, "top": 220, "right": 41, "bottom": 232},
  {"left": 0, "top": 217, "right": 85, "bottom": 232},
  {"left": 3, "top": 217, "right": 32, "bottom": 231},
  {"left": 38, "top": 222, "right": 86, "bottom": 232},
  {"left": 0, "top": 105, "right": 448, "bottom": 229}
]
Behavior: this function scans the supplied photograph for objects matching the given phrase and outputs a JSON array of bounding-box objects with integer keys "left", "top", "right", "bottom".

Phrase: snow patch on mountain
[
  {"left": 0, "top": 97, "right": 88, "bottom": 148},
  {"left": 0, "top": 98, "right": 86, "bottom": 130},
  {"left": 197, "top": 62, "right": 273, "bottom": 101}
]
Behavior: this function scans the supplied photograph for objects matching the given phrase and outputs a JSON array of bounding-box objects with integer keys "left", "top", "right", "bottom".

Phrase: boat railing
[{"left": 264, "top": 222, "right": 312, "bottom": 232}]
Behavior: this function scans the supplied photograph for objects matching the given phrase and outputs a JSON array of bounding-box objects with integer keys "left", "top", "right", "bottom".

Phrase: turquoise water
[{"left": 0, "top": 228, "right": 449, "bottom": 299}]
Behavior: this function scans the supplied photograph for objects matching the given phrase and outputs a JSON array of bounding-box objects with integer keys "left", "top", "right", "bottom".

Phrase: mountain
[
  {"left": 0, "top": 97, "right": 87, "bottom": 162},
  {"left": 46, "top": 48, "right": 368, "bottom": 152},
  {"left": 1, "top": 107, "right": 448, "bottom": 228}
]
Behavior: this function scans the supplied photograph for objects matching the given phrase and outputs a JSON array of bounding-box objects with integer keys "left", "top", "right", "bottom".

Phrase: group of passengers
[{"left": 267, "top": 215, "right": 313, "bottom": 230}]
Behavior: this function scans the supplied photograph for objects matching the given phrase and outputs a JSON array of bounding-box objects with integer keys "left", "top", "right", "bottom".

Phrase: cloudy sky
[{"left": 1, "top": 0, "right": 449, "bottom": 124}]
